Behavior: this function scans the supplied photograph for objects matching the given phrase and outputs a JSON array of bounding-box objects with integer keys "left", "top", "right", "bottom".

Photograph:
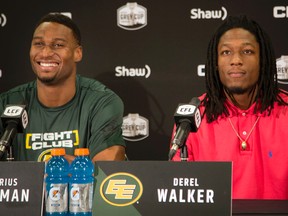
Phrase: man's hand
[{"left": 92, "top": 145, "right": 126, "bottom": 162}]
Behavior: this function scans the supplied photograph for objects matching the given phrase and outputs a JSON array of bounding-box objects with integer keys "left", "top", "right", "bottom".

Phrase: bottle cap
[
  {"left": 51, "top": 148, "right": 66, "bottom": 156},
  {"left": 75, "top": 148, "right": 90, "bottom": 156}
]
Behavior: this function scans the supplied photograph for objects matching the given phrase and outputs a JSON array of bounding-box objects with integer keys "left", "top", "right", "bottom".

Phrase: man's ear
[{"left": 74, "top": 46, "right": 83, "bottom": 62}]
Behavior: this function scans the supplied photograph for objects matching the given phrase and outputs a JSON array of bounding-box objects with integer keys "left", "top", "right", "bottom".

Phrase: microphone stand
[
  {"left": 6, "top": 146, "right": 14, "bottom": 161},
  {"left": 180, "top": 144, "right": 188, "bottom": 162},
  {"left": 0, "top": 140, "right": 14, "bottom": 161},
  {"left": 0, "top": 124, "right": 17, "bottom": 161},
  {"left": 168, "top": 138, "right": 189, "bottom": 161}
]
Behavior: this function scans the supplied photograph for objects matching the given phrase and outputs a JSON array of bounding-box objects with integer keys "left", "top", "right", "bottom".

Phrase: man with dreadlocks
[{"left": 170, "top": 15, "right": 288, "bottom": 199}]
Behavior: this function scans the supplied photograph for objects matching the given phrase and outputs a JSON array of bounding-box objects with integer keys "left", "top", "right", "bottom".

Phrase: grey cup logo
[
  {"left": 117, "top": 2, "right": 147, "bottom": 30},
  {"left": 122, "top": 114, "right": 149, "bottom": 141},
  {"left": 276, "top": 55, "right": 288, "bottom": 84},
  {"left": 0, "top": 13, "right": 7, "bottom": 27}
]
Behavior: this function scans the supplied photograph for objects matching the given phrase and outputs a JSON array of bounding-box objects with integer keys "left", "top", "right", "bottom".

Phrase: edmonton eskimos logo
[{"left": 100, "top": 172, "right": 143, "bottom": 206}]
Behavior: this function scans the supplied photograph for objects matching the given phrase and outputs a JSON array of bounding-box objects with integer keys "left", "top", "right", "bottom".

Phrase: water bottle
[
  {"left": 45, "top": 148, "right": 69, "bottom": 216},
  {"left": 69, "top": 148, "right": 94, "bottom": 216}
]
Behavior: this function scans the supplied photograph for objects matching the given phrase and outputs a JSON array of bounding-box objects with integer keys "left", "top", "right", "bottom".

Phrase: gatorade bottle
[
  {"left": 45, "top": 148, "right": 69, "bottom": 216},
  {"left": 69, "top": 148, "right": 94, "bottom": 216}
]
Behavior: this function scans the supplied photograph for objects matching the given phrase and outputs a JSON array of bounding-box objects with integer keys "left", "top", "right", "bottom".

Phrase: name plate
[
  {"left": 93, "top": 161, "right": 232, "bottom": 216},
  {"left": 0, "top": 161, "right": 45, "bottom": 216}
]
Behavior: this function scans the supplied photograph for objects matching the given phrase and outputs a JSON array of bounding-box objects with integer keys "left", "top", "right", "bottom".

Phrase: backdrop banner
[{"left": 1, "top": 0, "right": 288, "bottom": 160}]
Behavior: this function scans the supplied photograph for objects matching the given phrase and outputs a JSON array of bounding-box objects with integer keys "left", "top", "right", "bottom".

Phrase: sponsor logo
[
  {"left": 176, "top": 105, "right": 196, "bottom": 115},
  {"left": 273, "top": 6, "right": 288, "bottom": 18},
  {"left": 21, "top": 110, "right": 29, "bottom": 129},
  {"left": 190, "top": 7, "right": 227, "bottom": 20},
  {"left": 0, "top": 13, "right": 7, "bottom": 27},
  {"left": 26, "top": 130, "right": 79, "bottom": 151},
  {"left": 117, "top": 2, "right": 147, "bottom": 30},
  {"left": 70, "top": 186, "right": 80, "bottom": 200},
  {"left": 37, "top": 149, "right": 53, "bottom": 162},
  {"left": 115, "top": 65, "right": 151, "bottom": 78},
  {"left": 122, "top": 113, "right": 149, "bottom": 141},
  {"left": 194, "top": 109, "right": 201, "bottom": 128},
  {"left": 276, "top": 55, "right": 288, "bottom": 84},
  {"left": 3, "top": 106, "right": 24, "bottom": 117},
  {"left": 100, "top": 172, "right": 143, "bottom": 207},
  {"left": 197, "top": 65, "right": 205, "bottom": 77},
  {"left": 49, "top": 186, "right": 61, "bottom": 201}
]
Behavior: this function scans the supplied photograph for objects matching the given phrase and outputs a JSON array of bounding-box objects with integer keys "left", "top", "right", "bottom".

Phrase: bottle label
[
  {"left": 69, "top": 183, "right": 93, "bottom": 213},
  {"left": 46, "top": 183, "right": 68, "bottom": 213}
]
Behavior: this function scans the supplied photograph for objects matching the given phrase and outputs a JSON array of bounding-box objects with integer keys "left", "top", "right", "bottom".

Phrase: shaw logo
[
  {"left": 0, "top": 13, "right": 7, "bottom": 27},
  {"left": 122, "top": 113, "right": 149, "bottom": 141},
  {"left": 115, "top": 65, "right": 151, "bottom": 78},
  {"left": 273, "top": 6, "right": 288, "bottom": 18},
  {"left": 276, "top": 55, "right": 288, "bottom": 84},
  {"left": 100, "top": 172, "right": 143, "bottom": 207},
  {"left": 190, "top": 7, "right": 227, "bottom": 20},
  {"left": 117, "top": 2, "right": 147, "bottom": 30}
]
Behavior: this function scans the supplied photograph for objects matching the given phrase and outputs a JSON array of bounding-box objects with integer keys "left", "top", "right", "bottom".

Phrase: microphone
[
  {"left": 168, "top": 97, "right": 201, "bottom": 161},
  {"left": 0, "top": 105, "right": 29, "bottom": 159}
]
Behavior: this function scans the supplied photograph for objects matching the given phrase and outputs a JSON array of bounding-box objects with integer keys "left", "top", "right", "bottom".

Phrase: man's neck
[
  {"left": 228, "top": 94, "right": 255, "bottom": 110},
  {"left": 225, "top": 87, "right": 258, "bottom": 110},
  {"left": 36, "top": 77, "right": 76, "bottom": 107}
]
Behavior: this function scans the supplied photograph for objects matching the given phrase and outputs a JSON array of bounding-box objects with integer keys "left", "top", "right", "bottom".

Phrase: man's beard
[
  {"left": 224, "top": 84, "right": 258, "bottom": 100},
  {"left": 226, "top": 86, "right": 248, "bottom": 95},
  {"left": 37, "top": 75, "right": 56, "bottom": 85}
]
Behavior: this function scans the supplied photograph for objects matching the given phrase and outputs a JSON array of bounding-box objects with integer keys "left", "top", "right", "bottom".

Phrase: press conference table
[{"left": 232, "top": 199, "right": 288, "bottom": 215}]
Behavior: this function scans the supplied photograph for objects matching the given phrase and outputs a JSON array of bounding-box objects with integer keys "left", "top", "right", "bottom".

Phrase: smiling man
[
  {"left": 0, "top": 13, "right": 126, "bottom": 163},
  {"left": 170, "top": 15, "right": 288, "bottom": 200}
]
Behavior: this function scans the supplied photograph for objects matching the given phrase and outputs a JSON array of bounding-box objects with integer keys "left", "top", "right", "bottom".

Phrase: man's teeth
[{"left": 40, "top": 62, "right": 58, "bottom": 67}]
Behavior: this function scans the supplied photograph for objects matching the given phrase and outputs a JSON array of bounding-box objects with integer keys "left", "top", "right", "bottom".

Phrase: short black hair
[{"left": 34, "top": 13, "right": 81, "bottom": 45}]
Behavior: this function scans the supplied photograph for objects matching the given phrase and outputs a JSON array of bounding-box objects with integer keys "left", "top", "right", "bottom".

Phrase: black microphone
[
  {"left": 168, "top": 97, "right": 201, "bottom": 161},
  {"left": 0, "top": 105, "right": 28, "bottom": 159}
]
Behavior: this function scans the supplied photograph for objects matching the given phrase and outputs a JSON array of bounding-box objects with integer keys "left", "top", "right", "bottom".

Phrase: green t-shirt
[{"left": 0, "top": 75, "right": 125, "bottom": 161}]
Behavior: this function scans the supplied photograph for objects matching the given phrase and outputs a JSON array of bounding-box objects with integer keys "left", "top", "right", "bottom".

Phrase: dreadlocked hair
[{"left": 203, "top": 15, "right": 287, "bottom": 123}]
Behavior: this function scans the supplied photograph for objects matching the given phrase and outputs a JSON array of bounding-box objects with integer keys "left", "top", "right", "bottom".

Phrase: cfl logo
[
  {"left": 3, "top": 106, "right": 24, "bottom": 116},
  {"left": 100, "top": 172, "right": 143, "bottom": 206},
  {"left": 176, "top": 104, "right": 196, "bottom": 115},
  {"left": 0, "top": 14, "right": 7, "bottom": 27}
]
